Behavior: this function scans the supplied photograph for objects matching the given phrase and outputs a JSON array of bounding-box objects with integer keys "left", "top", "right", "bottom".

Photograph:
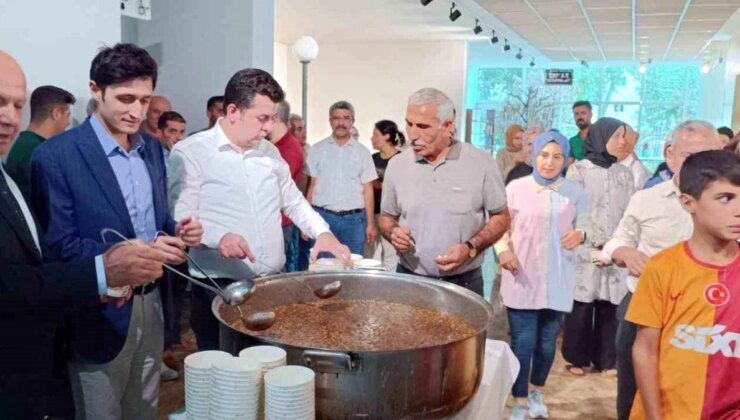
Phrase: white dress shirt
[
  {"left": 308, "top": 136, "right": 377, "bottom": 211},
  {"left": 168, "top": 122, "right": 330, "bottom": 279},
  {"left": 618, "top": 154, "right": 651, "bottom": 190},
  {"left": 600, "top": 179, "right": 693, "bottom": 292}
]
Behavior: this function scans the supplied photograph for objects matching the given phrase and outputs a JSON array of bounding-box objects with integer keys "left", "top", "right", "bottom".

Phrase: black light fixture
[
  {"left": 502, "top": 39, "right": 510, "bottom": 52},
  {"left": 473, "top": 19, "right": 483, "bottom": 35},
  {"left": 580, "top": 59, "right": 588, "bottom": 67},
  {"left": 516, "top": 48, "right": 523, "bottom": 60},
  {"left": 420, "top": 0, "right": 434, "bottom": 5},
  {"left": 490, "top": 29, "right": 499, "bottom": 45},
  {"left": 449, "top": 2, "right": 461, "bottom": 21},
  {"left": 530, "top": 58, "right": 536, "bottom": 68}
]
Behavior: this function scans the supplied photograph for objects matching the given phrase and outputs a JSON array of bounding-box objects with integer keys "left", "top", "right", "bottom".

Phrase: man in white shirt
[
  {"left": 306, "top": 101, "right": 378, "bottom": 257},
  {"left": 169, "top": 69, "right": 350, "bottom": 350},
  {"left": 599, "top": 120, "right": 721, "bottom": 420}
]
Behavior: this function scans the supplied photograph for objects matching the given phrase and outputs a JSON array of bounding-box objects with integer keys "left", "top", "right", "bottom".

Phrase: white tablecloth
[{"left": 449, "top": 339, "right": 520, "bottom": 420}]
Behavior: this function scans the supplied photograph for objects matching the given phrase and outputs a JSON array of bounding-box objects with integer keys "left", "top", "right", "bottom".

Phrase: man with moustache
[
  {"left": 379, "top": 88, "right": 510, "bottom": 295},
  {"left": 30, "top": 43, "right": 203, "bottom": 419},
  {"left": 569, "top": 100, "right": 592, "bottom": 164},
  {"left": 306, "top": 101, "right": 377, "bottom": 256},
  {"left": 0, "top": 49, "right": 170, "bottom": 419}
]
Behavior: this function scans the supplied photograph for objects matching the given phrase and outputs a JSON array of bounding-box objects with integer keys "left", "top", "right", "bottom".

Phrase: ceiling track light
[
  {"left": 449, "top": 2, "right": 461, "bottom": 21},
  {"left": 580, "top": 59, "right": 588, "bottom": 67},
  {"left": 420, "top": 0, "right": 433, "bottom": 5},
  {"left": 490, "top": 29, "right": 499, "bottom": 45},
  {"left": 530, "top": 58, "right": 536, "bottom": 68},
  {"left": 701, "top": 62, "right": 711, "bottom": 74},
  {"left": 473, "top": 19, "right": 483, "bottom": 35},
  {"left": 638, "top": 58, "right": 652, "bottom": 74},
  {"left": 502, "top": 39, "right": 510, "bottom": 52},
  {"left": 515, "top": 48, "right": 523, "bottom": 60}
]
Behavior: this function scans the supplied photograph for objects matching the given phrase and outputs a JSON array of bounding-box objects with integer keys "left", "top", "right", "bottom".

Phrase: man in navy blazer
[
  {"left": 31, "top": 44, "right": 203, "bottom": 419},
  {"left": 0, "top": 49, "right": 173, "bottom": 420}
]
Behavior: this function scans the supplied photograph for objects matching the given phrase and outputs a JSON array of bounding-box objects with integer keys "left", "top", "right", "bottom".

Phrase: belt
[
  {"left": 133, "top": 282, "right": 157, "bottom": 295},
  {"left": 314, "top": 206, "right": 364, "bottom": 217},
  {"left": 399, "top": 264, "right": 482, "bottom": 284}
]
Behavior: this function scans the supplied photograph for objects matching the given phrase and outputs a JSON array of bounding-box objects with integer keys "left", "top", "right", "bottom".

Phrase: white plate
[
  {"left": 350, "top": 253, "right": 364, "bottom": 261},
  {"left": 239, "top": 346, "right": 287, "bottom": 364}
]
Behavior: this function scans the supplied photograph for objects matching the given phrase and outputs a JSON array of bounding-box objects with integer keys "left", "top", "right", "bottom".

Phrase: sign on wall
[
  {"left": 121, "top": 0, "right": 151, "bottom": 21},
  {"left": 545, "top": 69, "right": 573, "bottom": 85}
]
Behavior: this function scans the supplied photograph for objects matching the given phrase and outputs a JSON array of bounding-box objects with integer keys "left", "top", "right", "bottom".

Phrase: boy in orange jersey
[{"left": 627, "top": 150, "right": 740, "bottom": 420}]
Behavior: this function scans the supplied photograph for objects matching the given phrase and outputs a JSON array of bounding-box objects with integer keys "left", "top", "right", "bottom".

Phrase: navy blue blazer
[{"left": 30, "top": 118, "right": 176, "bottom": 363}]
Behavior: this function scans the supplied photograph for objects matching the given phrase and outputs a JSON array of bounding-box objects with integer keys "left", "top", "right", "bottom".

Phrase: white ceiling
[
  {"left": 476, "top": 0, "right": 740, "bottom": 61},
  {"left": 275, "top": 0, "right": 739, "bottom": 62}
]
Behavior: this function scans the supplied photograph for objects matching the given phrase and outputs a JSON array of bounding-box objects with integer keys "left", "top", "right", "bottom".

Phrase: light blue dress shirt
[{"left": 91, "top": 115, "right": 158, "bottom": 294}]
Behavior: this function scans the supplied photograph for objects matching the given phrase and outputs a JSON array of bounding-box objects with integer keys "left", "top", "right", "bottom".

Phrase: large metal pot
[{"left": 213, "top": 271, "right": 493, "bottom": 419}]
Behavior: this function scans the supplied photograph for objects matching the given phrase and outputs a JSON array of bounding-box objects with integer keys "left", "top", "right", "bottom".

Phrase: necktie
[{"left": 0, "top": 165, "right": 40, "bottom": 254}]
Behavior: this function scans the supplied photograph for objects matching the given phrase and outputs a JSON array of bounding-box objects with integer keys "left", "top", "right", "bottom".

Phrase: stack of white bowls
[
  {"left": 209, "top": 357, "right": 262, "bottom": 419},
  {"left": 264, "top": 365, "right": 316, "bottom": 420},
  {"left": 239, "top": 346, "right": 288, "bottom": 419},
  {"left": 184, "top": 350, "right": 232, "bottom": 420},
  {"left": 313, "top": 257, "right": 345, "bottom": 271}
]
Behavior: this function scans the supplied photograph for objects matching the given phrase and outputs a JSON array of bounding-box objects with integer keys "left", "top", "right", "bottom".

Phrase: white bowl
[
  {"left": 184, "top": 350, "right": 232, "bottom": 370},
  {"left": 354, "top": 258, "right": 383, "bottom": 268},
  {"left": 239, "top": 346, "right": 287, "bottom": 365},
  {"left": 264, "top": 366, "right": 315, "bottom": 388},
  {"left": 350, "top": 253, "right": 364, "bottom": 261},
  {"left": 213, "top": 356, "right": 261, "bottom": 373}
]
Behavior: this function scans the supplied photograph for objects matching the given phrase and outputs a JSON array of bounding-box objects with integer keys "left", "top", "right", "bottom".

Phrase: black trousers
[
  {"left": 616, "top": 292, "right": 638, "bottom": 420},
  {"left": 161, "top": 266, "right": 189, "bottom": 350},
  {"left": 191, "top": 278, "right": 235, "bottom": 351},
  {"left": 562, "top": 300, "right": 618, "bottom": 370}
]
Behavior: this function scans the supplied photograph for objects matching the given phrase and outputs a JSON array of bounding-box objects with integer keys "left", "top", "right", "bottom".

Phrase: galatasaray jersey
[{"left": 626, "top": 242, "right": 740, "bottom": 420}]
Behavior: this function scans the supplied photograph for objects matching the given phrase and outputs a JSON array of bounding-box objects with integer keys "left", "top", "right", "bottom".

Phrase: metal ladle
[{"left": 100, "top": 229, "right": 342, "bottom": 330}]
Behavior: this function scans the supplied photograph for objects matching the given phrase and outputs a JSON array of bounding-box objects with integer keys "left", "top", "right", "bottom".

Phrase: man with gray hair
[
  {"left": 306, "top": 100, "right": 378, "bottom": 257},
  {"left": 598, "top": 120, "right": 722, "bottom": 420},
  {"left": 268, "top": 100, "right": 304, "bottom": 271},
  {"left": 379, "top": 88, "right": 510, "bottom": 295}
]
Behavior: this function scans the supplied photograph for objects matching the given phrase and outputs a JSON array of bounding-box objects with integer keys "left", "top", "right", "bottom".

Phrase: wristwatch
[{"left": 464, "top": 240, "right": 478, "bottom": 259}]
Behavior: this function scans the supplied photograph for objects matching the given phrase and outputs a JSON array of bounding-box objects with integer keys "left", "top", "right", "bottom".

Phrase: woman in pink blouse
[{"left": 497, "top": 131, "right": 589, "bottom": 420}]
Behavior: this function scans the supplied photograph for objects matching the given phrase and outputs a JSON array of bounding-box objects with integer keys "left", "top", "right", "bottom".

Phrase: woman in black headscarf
[{"left": 561, "top": 117, "right": 637, "bottom": 376}]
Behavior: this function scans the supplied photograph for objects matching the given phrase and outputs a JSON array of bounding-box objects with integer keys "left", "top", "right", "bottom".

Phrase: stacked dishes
[
  {"left": 313, "top": 258, "right": 345, "bottom": 271},
  {"left": 210, "top": 357, "right": 262, "bottom": 419},
  {"left": 239, "top": 346, "right": 288, "bottom": 419},
  {"left": 264, "top": 366, "right": 316, "bottom": 420},
  {"left": 184, "top": 350, "right": 232, "bottom": 419}
]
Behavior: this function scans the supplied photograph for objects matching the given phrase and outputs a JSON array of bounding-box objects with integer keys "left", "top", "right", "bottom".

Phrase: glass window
[{"left": 468, "top": 65, "right": 702, "bottom": 173}]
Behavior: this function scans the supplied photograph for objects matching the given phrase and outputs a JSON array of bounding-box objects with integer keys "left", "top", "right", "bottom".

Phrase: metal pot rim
[{"left": 212, "top": 270, "right": 493, "bottom": 353}]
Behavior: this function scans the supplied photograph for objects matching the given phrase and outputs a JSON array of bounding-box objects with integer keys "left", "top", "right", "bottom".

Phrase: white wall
[
  {"left": 135, "top": 0, "right": 275, "bottom": 131},
  {"left": 274, "top": 41, "right": 468, "bottom": 149},
  {"left": 0, "top": 1, "right": 121, "bottom": 129}
]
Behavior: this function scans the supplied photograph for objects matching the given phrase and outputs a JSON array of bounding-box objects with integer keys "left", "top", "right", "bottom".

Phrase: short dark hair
[
  {"left": 223, "top": 69, "right": 284, "bottom": 111},
  {"left": 572, "top": 100, "right": 592, "bottom": 111},
  {"left": 679, "top": 150, "right": 740, "bottom": 199},
  {"left": 90, "top": 43, "right": 158, "bottom": 92},
  {"left": 207, "top": 95, "right": 224, "bottom": 110},
  {"left": 29, "top": 85, "right": 76, "bottom": 122},
  {"left": 718, "top": 126, "right": 735, "bottom": 139},
  {"left": 158, "top": 111, "right": 186, "bottom": 130}
]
